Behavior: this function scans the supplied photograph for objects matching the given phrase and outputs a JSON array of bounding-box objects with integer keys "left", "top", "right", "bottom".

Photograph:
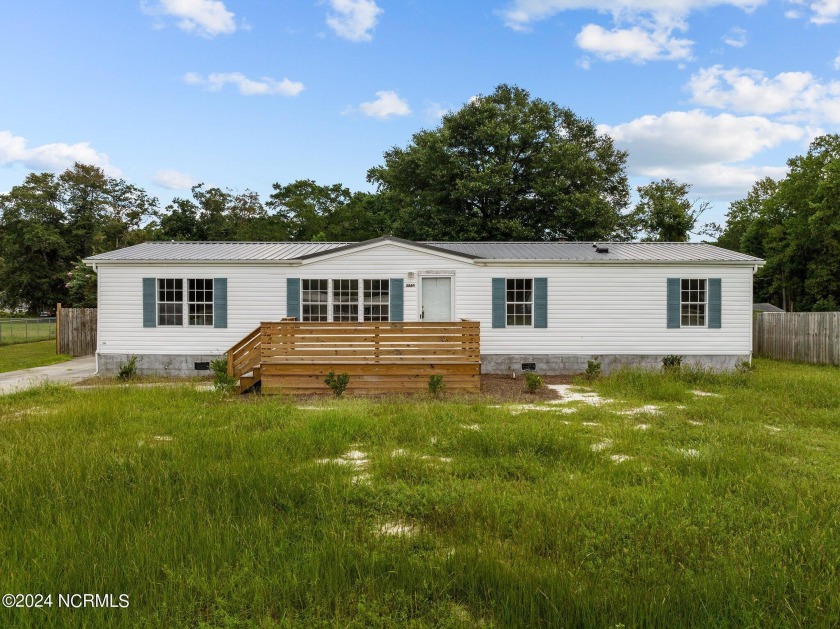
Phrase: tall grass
[{"left": 0, "top": 359, "right": 839, "bottom": 627}]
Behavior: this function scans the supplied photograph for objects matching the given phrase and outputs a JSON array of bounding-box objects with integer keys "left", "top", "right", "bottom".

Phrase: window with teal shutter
[
  {"left": 534, "top": 277, "right": 547, "bottom": 328},
  {"left": 666, "top": 278, "right": 681, "bottom": 328},
  {"left": 142, "top": 278, "right": 156, "bottom": 328},
  {"left": 287, "top": 278, "right": 300, "bottom": 319},
  {"left": 390, "top": 279, "right": 404, "bottom": 322},
  {"left": 213, "top": 278, "right": 227, "bottom": 328},
  {"left": 492, "top": 278, "right": 505, "bottom": 328},
  {"left": 708, "top": 278, "right": 721, "bottom": 328}
]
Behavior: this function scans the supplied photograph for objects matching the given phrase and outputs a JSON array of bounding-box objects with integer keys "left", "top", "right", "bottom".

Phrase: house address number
[{"left": 405, "top": 283, "right": 416, "bottom": 288}]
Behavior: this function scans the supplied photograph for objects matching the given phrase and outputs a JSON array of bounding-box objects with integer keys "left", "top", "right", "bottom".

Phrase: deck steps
[{"left": 238, "top": 367, "right": 261, "bottom": 393}]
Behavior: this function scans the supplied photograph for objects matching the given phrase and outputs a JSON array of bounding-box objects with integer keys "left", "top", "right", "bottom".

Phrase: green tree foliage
[
  {"left": 367, "top": 84, "right": 630, "bottom": 241},
  {"left": 66, "top": 260, "right": 98, "bottom": 308},
  {"left": 631, "top": 179, "right": 710, "bottom": 242},
  {"left": 0, "top": 163, "right": 157, "bottom": 312},
  {"left": 718, "top": 134, "right": 840, "bottom": 311}
]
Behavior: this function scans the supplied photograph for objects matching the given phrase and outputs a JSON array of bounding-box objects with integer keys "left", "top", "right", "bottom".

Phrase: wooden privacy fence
[
  {"left": 234, "top": 320, "right": 481, "bottom": 395},
  {"left": 56, "top": 304, "right": 97, "bottom": 356},
  {"left": 753, "top": 311, "right": 840, "bottom": 366}
]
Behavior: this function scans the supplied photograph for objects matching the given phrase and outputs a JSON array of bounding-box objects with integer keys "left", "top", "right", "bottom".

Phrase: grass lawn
[
  {"left": 0, "top": 340, "right": 72, "bottom": 373},
  {"left": 1, "top": 359, "right": 839, "bottom": 627},
  {"left": 0, "top": 319, "right": 55, "bottom": 346}
]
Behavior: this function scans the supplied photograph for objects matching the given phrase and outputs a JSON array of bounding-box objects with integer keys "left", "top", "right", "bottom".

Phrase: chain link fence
[{"left": 0, "top": 318, "right": 57, "bottom": 346}]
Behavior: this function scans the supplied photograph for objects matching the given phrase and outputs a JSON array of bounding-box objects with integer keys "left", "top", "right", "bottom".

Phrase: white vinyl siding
[{"left": 95, "top": 243, "right": 754, "bottom": 357}]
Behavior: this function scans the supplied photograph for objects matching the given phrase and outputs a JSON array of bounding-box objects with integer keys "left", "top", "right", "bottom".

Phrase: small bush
[
  {"left": 583, "top": 360, "right": 602, "bottom": 381},
  {"left": 211, "top": 357, "right": 238, "bottom": 394},
  {"left": 325, "top": 371, "right": 350, "bottom": 397},
  {"left": 428, "top": 374, "right": 445, "bottom": 397},
  {"left": 117, "top": 356, "right": 137, "bottom": 381},
  {"left": 737, "top": 359, "right": 755, "bottom": 373},
  {"left": 524, "top": 372, "right": 543, "bottom": 394},
  {"left": 662, "top": 355, "right": 683, "bottom": 371}
]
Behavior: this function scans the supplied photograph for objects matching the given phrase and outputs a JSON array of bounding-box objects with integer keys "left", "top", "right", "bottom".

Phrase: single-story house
[{"left": 83, "top": 236, "right": 765, "bottom": 376}]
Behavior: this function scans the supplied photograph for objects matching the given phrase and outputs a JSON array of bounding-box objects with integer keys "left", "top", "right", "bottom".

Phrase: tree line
[{"left": 1, "top": 84, "right": 837, "bottom": 312}]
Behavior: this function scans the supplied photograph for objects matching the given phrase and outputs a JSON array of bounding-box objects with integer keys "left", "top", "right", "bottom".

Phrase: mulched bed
[
  {"left": 73, "top": 373, "right": 578, "bottom": 403},
  {"left": 479, "top": 374, "right": 574, "bottom": 403}
]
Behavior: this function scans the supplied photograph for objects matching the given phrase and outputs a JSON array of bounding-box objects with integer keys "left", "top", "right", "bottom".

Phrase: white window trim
[
  {"left": 156, "top": 277, "right": 215, "bottom": 328},
  {"left": 187, "top": 278, "right": 215, "bottom": 327},
  {"left": 299, "top": 279, "right": 391, "bottom": 323},
  {"left": 505, "top": 277, "right": 535, "bottom": 328},
  {"left": 680, "top": 277, "right": 708, "bottom": 328}
]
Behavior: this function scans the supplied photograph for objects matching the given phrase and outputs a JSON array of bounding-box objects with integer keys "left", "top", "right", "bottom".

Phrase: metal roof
[
  {"left": 85, "top": 238, "right": 764, "bottom": 264},
  {"left": 85, "top": 241, "right": 351, "bottom": 261},
  {"left": 753, "top": 302, "right": 785, "bottom": 312},
  {"left": 427, "top": 241, "right": 763, "bottom": 262}
]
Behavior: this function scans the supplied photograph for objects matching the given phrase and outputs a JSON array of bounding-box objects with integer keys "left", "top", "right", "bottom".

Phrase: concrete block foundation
[
  {"left": 97, "top": 353, "right": 224, "bottom": 377},
  {"left": 480, "top": 354, "right": 750, "bottom": 376}
]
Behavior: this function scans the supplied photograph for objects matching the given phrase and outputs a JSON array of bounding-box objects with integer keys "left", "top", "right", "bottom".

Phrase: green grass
[
  {"left": 0, "top": 340, "right": 72, "bottom": 373},
  {"left": 1, "top": 359, "right": 839, "bottom": 627},
  {"left": 0, "top": 319, "right": 55, "bottom": 346}
]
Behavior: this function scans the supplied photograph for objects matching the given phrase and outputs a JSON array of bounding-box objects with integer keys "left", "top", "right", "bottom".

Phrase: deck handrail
[{"left": 227, "top": 325, "right": 262, "bottom": 378}]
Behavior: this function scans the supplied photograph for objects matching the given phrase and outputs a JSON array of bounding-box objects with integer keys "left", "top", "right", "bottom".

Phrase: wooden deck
[{"left": 227, "top": 321, "right": 480, "bottom": 394}]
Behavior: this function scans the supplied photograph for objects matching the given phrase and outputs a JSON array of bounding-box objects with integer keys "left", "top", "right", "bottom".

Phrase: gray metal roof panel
[{"left": 85, "top": 239, "right": 764, "bottom": 263}]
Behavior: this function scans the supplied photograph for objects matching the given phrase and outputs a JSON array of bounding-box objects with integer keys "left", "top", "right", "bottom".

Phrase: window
[
  {"left": 157, "top": 278, "right": 183, "bottom": 326},
  {"left": 188, "top": 279, "right": 214, "bottom": 326},
  {"left": 332, "top": 279, "right": 359, "bottom": 322},
  {"left": 681, "top": 278, "right": 707, "bottom": 327},
  {"left": 506, "top": 278, "right": 533, "bottom": 326},
  {"left": 301, "top": 279, "right": 329, "bottom": 322},
  {"left": 363, "top": 279, "right": 390, "bottom": 322}
]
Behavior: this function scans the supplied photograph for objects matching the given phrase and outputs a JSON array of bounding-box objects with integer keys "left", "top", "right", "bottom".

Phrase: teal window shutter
[
  {"left": 667, "top": 278, "right": 681, "bottom": 329},
  {"left": 534, "top": 277, "right": 547, "bottom": 328},
  {"left": 492, "top": 278, "right": 506, "bottom": 328},
  {"left": 213, "top": 278, "right": 228, "bottom": 328},
  {"left": 287, "top": 278, "right": 300, "bottom": 319},
  {"left": 708, "top": 278, "right": 721, "bottom": 328},
  {"left": 390, "top": 278, "right": 404, "bottom": 322},
  {"left": 143, "top": 278, "right": 156, "bottom": 328}
]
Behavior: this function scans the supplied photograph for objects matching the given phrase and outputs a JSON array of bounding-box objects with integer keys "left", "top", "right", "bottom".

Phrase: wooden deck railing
[
  {"left": 226, "top": 325, "right": 262, "bottom": 379},
  {"left": 258, "top": 321, "right": 480, "bottom": 394}
]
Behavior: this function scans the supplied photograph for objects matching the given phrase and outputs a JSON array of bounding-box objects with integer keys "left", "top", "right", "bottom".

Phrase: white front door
[{"left": 421, "top": 277, "right": 452, "bottom": 321}]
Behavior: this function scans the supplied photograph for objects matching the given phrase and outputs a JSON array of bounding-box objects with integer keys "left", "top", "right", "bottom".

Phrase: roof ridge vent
[{"left": 593, "top": 243, "right": 610, "bottom": 254}]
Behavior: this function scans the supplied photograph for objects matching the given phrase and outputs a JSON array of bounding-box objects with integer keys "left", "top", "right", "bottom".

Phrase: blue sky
[{"left": 1, "top": 0, "right": 839, "bottom": 229}]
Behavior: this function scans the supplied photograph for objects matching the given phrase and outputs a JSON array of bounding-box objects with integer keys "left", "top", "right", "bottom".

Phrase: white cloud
[
  {"left": 834, "top": 53, "right": 840, "bottom": 70},
  {"left": 722, "top": 26, "right": 747, "bottom": 47},
  {"left": 600, "top": 110, "right": 806, "bottom": 168},
  {"left": 142, "top": 0, "right": 237, "bottom": 37},
  {"left": 153, "top": 169, "right": 197, "bottom": 190},
  {"left": 498, "top": 0, "right": 764, "bottom": 31},
  {"left": 346, "top": 91, "right": 411, "bottom": 119},
  {"left": 0, "top": 130, "right": 120, "bottom": 176},
  {"left": 786, "top": 0, "right": 840, "bottom": 25},
  {"left": 325, "top": 0, "right": 382, "bottom": 42},
  {"left": 498, "top": 0, "right": 763, "bottom": 62},
  {"left": 575, "top": 22, "right": 693, "bottom": 62},
  {"left": 687, "top": 65, "right": 840, "bottom": 124},
  {"left": 184, "top": 72, "right": 305, "bottom": 96},
  {"left": 423, "top": 101, "right": 449, "bottom": 121}
]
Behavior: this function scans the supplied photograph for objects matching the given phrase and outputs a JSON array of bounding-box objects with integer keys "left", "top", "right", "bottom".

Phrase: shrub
[
  {"left": 117, "top": 356, "right": 137, "bottom": 381},
  {"left": 737, "top": 359, "right": 755, "bottom": 374},
  {"left": 325, "top": 371, "right": 350, "bottom": 397},
  {"left": 662, "top": 355, "right": 683, "bottom": 371},
  {"left": 211, "top": 358, "right": 238, "bottom": 394},
  {"left": 524, "top": 372, "right": 543, "bottom": 394},
  {"left": 428, "top": 374, "right": 445, "bottom": 397},
  {"left": 583, "top": 360, "right": 602, "bottom": 381}
]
